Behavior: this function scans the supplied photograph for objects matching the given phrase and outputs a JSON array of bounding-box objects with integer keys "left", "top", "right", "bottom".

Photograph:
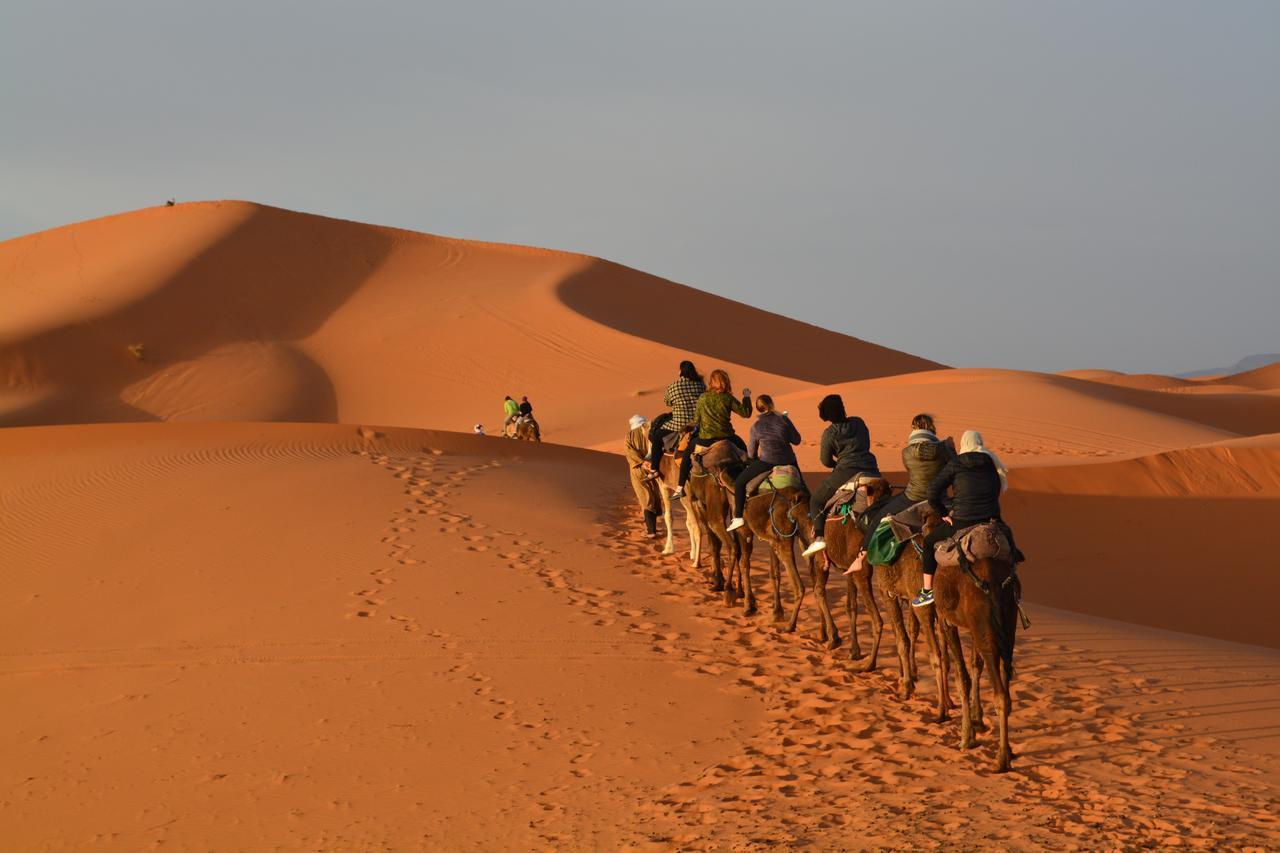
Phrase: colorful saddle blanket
[{"left": 746, "top": 464, "right": 804, "bottom": 495}]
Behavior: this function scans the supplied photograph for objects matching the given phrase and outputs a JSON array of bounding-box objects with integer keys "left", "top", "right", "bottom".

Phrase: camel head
[{"left": 864, "top": 477, "right": 893, "bottom": 506}]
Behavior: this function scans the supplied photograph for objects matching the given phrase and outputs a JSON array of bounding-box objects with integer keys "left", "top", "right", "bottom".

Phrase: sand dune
[
  {"left": 0, "top": 201, "right": 938, "bottom": 447},
  {"left": 5, "top": 202, "right": 1280, "bottom": 848},
  {"left": 3, "top": 423, "right": 1276, "bottom": 848}
]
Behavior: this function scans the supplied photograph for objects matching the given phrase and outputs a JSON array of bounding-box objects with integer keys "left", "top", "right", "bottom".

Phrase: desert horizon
[{"left": 3, "top": 196, "right": 1278, "bottom": 848}]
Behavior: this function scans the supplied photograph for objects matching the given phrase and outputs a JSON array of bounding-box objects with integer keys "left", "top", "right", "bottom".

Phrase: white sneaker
[
  {"left": 726, "top": 517, "right": 745, "bottom": 532},
  {"left": 802, "top": 539, "right": 827, "bottom": 557}
]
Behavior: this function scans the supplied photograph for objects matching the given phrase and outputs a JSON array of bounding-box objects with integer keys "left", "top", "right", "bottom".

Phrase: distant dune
[{"left": 1177, "top": 353, "right": 1280, "bottom": 379}]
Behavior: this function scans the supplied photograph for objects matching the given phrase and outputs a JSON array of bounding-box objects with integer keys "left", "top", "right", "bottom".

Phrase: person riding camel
[
  {"left": 802, "top": 394, "right": 880, "bottom": 558},
  {"left": 912, "top": 429, "right": 1009, "bottom": 608},
  {"left": 502, "top": 395, "right": 520, "bottom": 437},
  {"left": 726, "top": 394, "right": 800, "bottom": 532},
  {"left": 624, "top": 414, "right": 662, "bottom": 537},
  {"left": 643, "top": 360, "right": 706, "bottom": 477},
  {"left": 841, "top": 413, "right": 956, "bottom": 575},
  {"left": 669, "top": 369, "right": 750, "bottom": 499}
]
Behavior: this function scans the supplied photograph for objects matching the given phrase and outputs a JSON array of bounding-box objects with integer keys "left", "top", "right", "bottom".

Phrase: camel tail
[{"left": 991, "top": 576, "right": 1017, "bottom": 683}]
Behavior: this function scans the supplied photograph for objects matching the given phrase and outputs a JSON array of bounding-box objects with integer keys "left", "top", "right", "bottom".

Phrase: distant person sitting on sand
[
  {"left": 473, "top": 423, "right": 486, "bottom": 436},
  {"left": 625, "top": 414, "right": 661, "bottom": 537},
  {"left": 670, "top": 369, "right": 751, "bottom": 499},
  {"left": 643, "top": 360, "right": 706, "bottom": 477},
  {"left": 802, "top": 394, "right": 880, "bottom": 557},
  {"left": 502, "top": 395, "right": 520, "bottom": 436}
]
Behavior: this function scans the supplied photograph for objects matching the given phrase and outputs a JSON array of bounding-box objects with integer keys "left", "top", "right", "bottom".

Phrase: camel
[
  {"left": 513, "top": 417, "right": 541, "bottom": 442},
  {"left": 927, "top": 517, "right": 1021, "bottom": 772},
  {"left": 723, "top": 470, "right": 824, "bottom": 637},
  {"left": 683, "top": 451, "right": 747, "bottom": 607},
  {"left": 653, "top": 449, "right": 704, "bottom": 566},
  {"left": 810, "top": 479, "right": 952, "bottom": 721}
]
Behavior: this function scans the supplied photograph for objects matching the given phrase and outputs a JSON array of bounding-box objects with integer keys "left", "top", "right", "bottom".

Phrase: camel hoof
[
  {"left": 856, "top": 658, "right": 877, "bottom": 673},
  {"left": 723, "top": 589, "right": 735, "bottom": 606},
  {"left": 771, "top": 609, "right": 785, "bottom": 623},
  {"left": 995, "top": 757, "right": 1011, "bottom": 774},
  {"left": 710, "top": 579, "right": 725, "bottom": 593},
  {"left": 826, "top": 634, "right": 841, "bottom": 651},
  {"left": 743, "top": 601, "right": 758, "bottom": 617}
]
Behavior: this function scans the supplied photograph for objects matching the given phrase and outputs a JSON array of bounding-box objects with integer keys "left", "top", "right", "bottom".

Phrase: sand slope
[
  {"left": 0, "top": 202, "right": 939, "bottom": 447},
  {"left": 2, "top": 424, "right": 1276, "bottom": 849}
]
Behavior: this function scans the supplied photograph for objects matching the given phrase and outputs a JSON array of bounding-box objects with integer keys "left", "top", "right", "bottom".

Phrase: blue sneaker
[{"left": 911, "top": 588, "right": 934, "bottom": 608}]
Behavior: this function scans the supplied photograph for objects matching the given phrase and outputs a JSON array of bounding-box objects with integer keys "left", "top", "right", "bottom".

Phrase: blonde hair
[{"left": 707, "top": 369, "right": 732, "bottom": 395}]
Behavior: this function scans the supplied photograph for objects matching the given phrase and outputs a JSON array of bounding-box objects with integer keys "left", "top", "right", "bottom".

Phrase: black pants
[
  {"left": 679, "top": 434, "right": 747, "bottom": 487},
  {"left": 647, "top": 413, "right": 674, "bottom": 468},
  {"left": 921, "top": 517, "right": 989, "bottom": 576},
  {"left": 732, "top": 458, "right": 774, "bottom": 517},
  {"left": 808, "top": 463, "right": 867, "bottom": 536}
]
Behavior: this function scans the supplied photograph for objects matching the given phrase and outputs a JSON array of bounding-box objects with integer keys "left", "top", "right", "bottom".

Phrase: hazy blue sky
[{"left": 3, "top": 1, "right": 1276, "bottom": 373}]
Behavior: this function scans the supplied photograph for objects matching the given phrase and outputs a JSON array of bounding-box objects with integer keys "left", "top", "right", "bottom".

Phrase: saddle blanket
[
  {"left": 822, "top": 472, "right": 880, "bottom": 515},
  {"left": 888, "top": 500, "right": 933, "bottom": 544},
  {"left": 934, "top": 521, "right": 1012, "bottom": 568},
  {"left": 746, "top": 464, "right": 804, "bottom": 495},
  {"left": 692, "top": 439, "right": 746, "bottom": 473}
]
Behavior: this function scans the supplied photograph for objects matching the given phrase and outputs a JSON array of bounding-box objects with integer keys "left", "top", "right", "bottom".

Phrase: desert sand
[{"left": 3, "top": 203, "right": 1278, "bottom": 849}]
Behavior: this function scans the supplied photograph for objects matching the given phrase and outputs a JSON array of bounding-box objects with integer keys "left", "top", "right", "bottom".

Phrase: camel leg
[
  {"left": 660, "top": 487, "right": 676, "bottom": 556},
  {"left": 919, "top": 608, "right": 950, "bottom": 722},
  {"left": 853, "top": 570, "right": 883, "bottom": 673},
  {"left": 996, "top": 652, "right": 1014, "bottom": 773},
  {"left": 908, "top": 607, "right": 921, "bottom": 681},
  {"left": 808, "top": 557, "right": 828, "bottom": 644},
  {"left": 971, "top": 645, "right": 987, "bottom": 733},
  {"left": 682, "top": 495, "right": 701, "bottom": 567},
  {"left": 741, "top": 530, "right": 757, "bottom": 617},
  {"left": 976, "top": 641, "right": 1006, "bottom": 769},
  {"left": 808, "top": 547, "right": 838, "bottom": 648},
  {"left": 781, "top": 541, "right": 806, "bottom": 633},
  {"left": 885, "top": 594, "right": 914, "bottom": 700},
  {"left": 770, "top": 551, "right": 784, "bottom": 623},
  {"left": 844, "top": 573, "right": 863, "bottom": 661},
  {"left": 942, "top": 623, "right": 973, "bottom": 750}
]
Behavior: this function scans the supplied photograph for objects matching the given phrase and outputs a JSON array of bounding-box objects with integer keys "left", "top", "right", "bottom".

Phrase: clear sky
[{"left": 3, "top": 1, "right": 1276, "bottom": 374}]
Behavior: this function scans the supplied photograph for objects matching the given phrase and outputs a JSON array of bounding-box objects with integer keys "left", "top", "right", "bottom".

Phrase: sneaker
[
  {"left": 669, "top": 486, "right": 685, "bottom": 499},
  {"left": 726, "top": 517, "right": 745, "bottom": 532},
  {"left": 801, "top": 538, "right": 827, "bottom": 557},
  {"left": 911, "top": 588, "right": 934, "bottom": 608}
]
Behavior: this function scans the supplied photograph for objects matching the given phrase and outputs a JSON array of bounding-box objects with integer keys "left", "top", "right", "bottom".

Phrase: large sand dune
[
  {"left": 0, "top": 202, "right": 938, "bottom": 447},
  {"left": 2, "top": 424, "right": 1276, "bottom": 848},
  {"left": 4, "top": 204, "right": 1280, "bottom": 848}
]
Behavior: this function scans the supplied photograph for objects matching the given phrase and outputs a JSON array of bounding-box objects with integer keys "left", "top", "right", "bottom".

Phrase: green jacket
[
  {"left": 694, "top": 391, "right": 751, "bottom": 440},
  {"left": 503, "top": 399, "right": 519, "bottom": 417}
]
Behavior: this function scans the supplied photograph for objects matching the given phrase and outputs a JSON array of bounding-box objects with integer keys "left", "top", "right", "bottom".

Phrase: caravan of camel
[{"left": 647, "top": 427, "right": 1021, "bottom": 774}]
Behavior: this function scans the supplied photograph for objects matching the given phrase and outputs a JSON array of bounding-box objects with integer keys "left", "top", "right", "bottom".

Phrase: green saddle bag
[{"left": 866, "top": 519, "right": 908, "bottom": 567}]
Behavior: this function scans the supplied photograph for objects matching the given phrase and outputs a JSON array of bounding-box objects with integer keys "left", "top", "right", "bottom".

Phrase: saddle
[
  {"left": 659, "top": 429, "right": 685, "bottom": 454},
  {"left": 692, "top": 439, "right": 746, "bottom": 476},
  {"left": 934, "top": 521, "right": 1013, "bottom": 568},
  {"left": 822, "top": 473, "right": 879, "bottom": 516}
]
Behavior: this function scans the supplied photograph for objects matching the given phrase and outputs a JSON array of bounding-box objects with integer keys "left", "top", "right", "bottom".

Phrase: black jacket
[
  {"left": 928, "top": 452, "right": 1002, "bottom": 522},
  {"left": 518, "top": 401, "right": 533, "bottom": 417},
  {"left": 819, "top": 417, "right": 879, "bottom": 474}
]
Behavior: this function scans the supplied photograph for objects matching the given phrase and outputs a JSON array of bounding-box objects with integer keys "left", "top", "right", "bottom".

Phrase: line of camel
[{"left": 651, "top": 444, "right": 1021, "bottom": 774}]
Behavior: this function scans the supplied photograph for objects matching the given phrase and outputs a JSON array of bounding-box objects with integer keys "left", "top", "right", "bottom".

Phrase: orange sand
[{"left": 3, "top": 204, "right": 1278, "bottom": 848}]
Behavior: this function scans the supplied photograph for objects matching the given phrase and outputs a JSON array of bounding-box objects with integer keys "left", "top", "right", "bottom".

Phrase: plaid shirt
[{"left": 662, "top": 377, "right": 706, "bottom": 431}]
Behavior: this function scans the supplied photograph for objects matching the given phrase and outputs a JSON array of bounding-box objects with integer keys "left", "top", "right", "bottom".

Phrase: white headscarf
[
  {"left": 960, "top": 430, "right": 1008, "bottom": 493},
  {"left": 629, "top": 414, "right": 647, "bottom": 431}
]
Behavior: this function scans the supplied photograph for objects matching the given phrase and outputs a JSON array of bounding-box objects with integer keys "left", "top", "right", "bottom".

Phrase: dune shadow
[{"left": 555, "top": 259, "right": 942, "bottom": 384}]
